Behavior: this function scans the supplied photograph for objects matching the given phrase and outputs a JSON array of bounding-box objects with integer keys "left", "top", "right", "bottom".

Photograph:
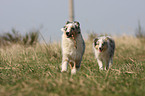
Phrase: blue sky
[{"left": 0, "top": 0, "right": 145, "bottom": 42}]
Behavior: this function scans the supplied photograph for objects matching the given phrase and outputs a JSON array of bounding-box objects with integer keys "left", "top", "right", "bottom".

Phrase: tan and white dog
[
  {"left": 93, "top": 36, "right": 115, "bottom": 70},
  {"left": 61, "top": 21, "right": 85, "bottom": 74}
]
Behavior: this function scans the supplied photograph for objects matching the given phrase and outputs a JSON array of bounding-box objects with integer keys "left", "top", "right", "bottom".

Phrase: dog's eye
[
  {"left": 95, "top": 42, "right": 99, "bottom": 45},
  {"left": 102, "top": 42, "right": 106, "bottom": 46},
  {"left": 65, "top": 27, "right": 67, "bottom": 31}
]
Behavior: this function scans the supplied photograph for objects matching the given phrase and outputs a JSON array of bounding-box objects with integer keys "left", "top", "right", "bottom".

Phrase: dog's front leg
[
  {"left": 61, "top": 59, "right": 69, "bottom": 72},
  {"left": 97, "top": 59, "right": 103, "bottom": 70}
]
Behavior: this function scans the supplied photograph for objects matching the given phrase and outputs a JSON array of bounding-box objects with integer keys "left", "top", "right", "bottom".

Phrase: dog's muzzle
[
  {"left": 66, "top": 32, "right": 72, "bottom": 38},
  {"left": 99, "top": 47, "right": 103, "bottom": 52}
]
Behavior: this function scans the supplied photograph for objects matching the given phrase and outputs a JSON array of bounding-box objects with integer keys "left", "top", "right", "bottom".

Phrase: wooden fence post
[{"left": 69, "top": 0, "right": 74, "bottom": 22}]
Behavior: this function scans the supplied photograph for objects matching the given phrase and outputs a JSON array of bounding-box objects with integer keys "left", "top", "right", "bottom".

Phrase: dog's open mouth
[
  {"left": 99, "top": 49, "right": 102, "bottom": 52},
  {"left": 99, "top": 48, "right": 103, "bottom": 52},
  {"left": 66, "top": 35, "right": 72, "bottom": 38},
  {"left": 66, "top": 32, "right": 75, "bottom": 38},
  {"left": 66, "top": 32, "right": 72, "bottom": 38}
]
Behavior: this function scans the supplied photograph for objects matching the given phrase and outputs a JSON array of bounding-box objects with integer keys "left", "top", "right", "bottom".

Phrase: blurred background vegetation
[
  {"left": 0, "top": 21, "right": 144, "bottom": 47},
  {"left": 0, "top": 28, "right": 39, "bottom": 47}
]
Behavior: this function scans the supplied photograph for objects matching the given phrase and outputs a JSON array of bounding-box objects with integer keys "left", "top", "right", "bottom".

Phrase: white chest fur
[{"left": 62, "top": 34, "right": 84, "bottom": 61}]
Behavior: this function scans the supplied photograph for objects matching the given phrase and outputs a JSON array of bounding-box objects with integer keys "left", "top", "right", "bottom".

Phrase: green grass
[{"left": 0, "top": 36, "right": 145, "bottom": 96}]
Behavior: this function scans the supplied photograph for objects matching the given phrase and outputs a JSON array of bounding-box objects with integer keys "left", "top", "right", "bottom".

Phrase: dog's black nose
[
  {"left": 99, "top": 47, "right": 102, "bottom": 51},
  {"left": 66, "top": 32, "right": 69, "bottom": 36}
]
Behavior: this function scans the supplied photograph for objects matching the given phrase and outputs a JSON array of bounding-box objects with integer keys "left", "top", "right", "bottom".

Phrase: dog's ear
[
  {"left": 74, "top": 21, "right": 80, "bottom": 28},
  {"left": 105, "top": 36, "right": 109, "bottom": 41},
  {"left": 106, "top": 36, "right": 114, "bottom": 44},
  {"left": 93, "top": 38, "right": 98, "bottom": 46},
  {"left": 61, "top": 24, "right": 67, "bottom": 32},
  {"left": 61, "top": 26, "right": 66, "bottom": 32},
  {"left": 94, "top": 38, "right": 98, "bottom": 42},
  {"left": 61, "top": 28, "right": 65, "bottom": 32},
  {"left": 105, "top": 36, "right": 112, "bottom": 42},
  {"left": 66, "top": 21, "right": 70, "bottom": 25}
]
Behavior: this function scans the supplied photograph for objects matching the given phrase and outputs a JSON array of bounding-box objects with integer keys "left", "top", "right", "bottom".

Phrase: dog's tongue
[
  {"left": 99, "top": 49, "right": 102, "bottom": 52},
  {"left": 72, "top": 35, "right": 75, "bottom": 40}
]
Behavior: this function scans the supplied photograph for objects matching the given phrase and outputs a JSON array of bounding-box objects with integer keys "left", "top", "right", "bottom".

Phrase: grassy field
[{"left": 0, "top": 36, "right": 145, "bottom": 96}]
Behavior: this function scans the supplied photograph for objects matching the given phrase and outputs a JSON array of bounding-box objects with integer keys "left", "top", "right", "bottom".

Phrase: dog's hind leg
[
  {"left": 108, "top": 58, "right": 113, "bottom": 69},
  {"left": 76, "top": 65, "right": 80, "bottom": 71},
  {"left": 105, "top": 60, "right": 109, "bottom": 70},
  {"left": 69, "top": 61, "right": 74, "bottom": 70},
  {"left": 76, "top": 60, "right": 81, "bottom": 71},
  {"left": 71, "top": 62, "right": 77, "bottom": 75},
  {"left": 61, "top": 59, "right": 69, "bottom": 72},
  {"left": 105, "top": 58, "right": 113, "bottom": 70}
]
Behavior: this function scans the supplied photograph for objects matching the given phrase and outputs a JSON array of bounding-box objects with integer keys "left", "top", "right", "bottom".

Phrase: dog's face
[
  {"left": 61, "top": 21, "right": 81, "bottom": 38},
  {"left": 94, "top": 37, "right": 108, "bottom": 52}
]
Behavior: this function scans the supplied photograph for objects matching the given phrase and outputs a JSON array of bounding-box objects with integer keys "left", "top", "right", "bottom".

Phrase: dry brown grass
[{"left": 0, "top": 36, "right": 145, "bottom": 96}]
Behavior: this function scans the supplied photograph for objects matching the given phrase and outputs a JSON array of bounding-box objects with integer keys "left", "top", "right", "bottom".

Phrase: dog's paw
[
  {"left": 61, "top": 69, "right": 67, "bottom": 73},
  {"left": 99, "top": 67, "right": 103, "bottom": 70},
  {"left": 71, "top": 68, "right": 76, "bottom": 75},
  {"left": 61, "top": 63, "right": 68, "bottom": 72}
]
